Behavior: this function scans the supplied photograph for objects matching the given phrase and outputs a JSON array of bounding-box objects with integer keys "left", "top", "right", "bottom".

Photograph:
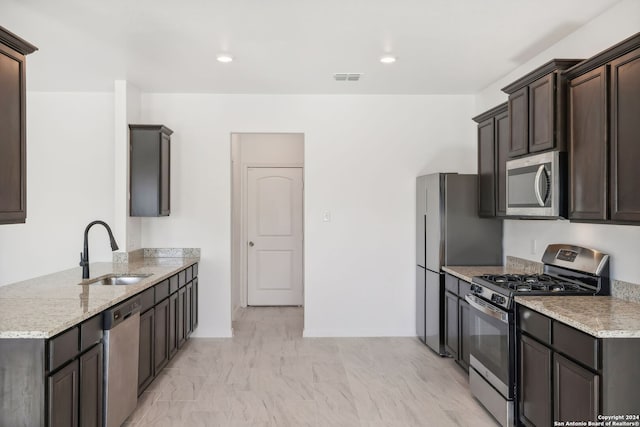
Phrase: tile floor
[{"left": 124, "top": 307, "right": 498, "bottom": 426}]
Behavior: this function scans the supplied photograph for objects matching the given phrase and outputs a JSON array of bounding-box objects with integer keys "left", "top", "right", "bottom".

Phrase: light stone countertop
[
  {"left": 0, "top": 257, "right": 198, "bottom": 339},
  {"left": 442, "top": 265, "right": 532, "bottom": 283},
  {"left": 515, "top": 296, "right": 640, "bottom": 338}
]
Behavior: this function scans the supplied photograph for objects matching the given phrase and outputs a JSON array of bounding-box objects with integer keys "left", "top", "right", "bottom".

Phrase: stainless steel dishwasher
[{"left": 103, "top": 298, "right": 141, "bottom": 427}]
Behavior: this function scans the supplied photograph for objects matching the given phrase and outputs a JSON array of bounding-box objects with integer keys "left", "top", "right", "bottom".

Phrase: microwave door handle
[{"left": 534, "top": 165, "right": 546, "bottom": 207}]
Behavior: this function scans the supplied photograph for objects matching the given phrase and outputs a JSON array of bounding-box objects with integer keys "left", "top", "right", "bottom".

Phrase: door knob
[{"left": 249, "top": 241, "right": 254, "bottom": 247}]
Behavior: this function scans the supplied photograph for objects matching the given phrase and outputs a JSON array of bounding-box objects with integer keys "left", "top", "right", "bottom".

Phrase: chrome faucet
[{"left": 79, "top": 220, "right": 119, "bottom": 279}]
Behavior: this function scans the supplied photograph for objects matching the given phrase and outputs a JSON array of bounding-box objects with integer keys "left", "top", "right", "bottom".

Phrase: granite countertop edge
[
  {"left": 515, "top": 296, "right": 640, "bottom": 339},
  {"left": 0, "top": 257, "right": 199, "bottom": 339},
  {"left": 441, "top": 265, "right": 531, "bottom": 283}
]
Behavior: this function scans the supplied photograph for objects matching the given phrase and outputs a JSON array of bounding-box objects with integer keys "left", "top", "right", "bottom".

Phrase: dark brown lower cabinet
[
  {"left": 138, "top": 308, "right": 155, "bottom": 394},
  {"left": 48, "top": 360, "right": 79, "bottom": 427},
  {"left": 154, "top": 298, "right": 170, "bottom": 373},
  {"left": 186, "top": 282, "right": 193, "bottom": 339},
  {"left": 519, "top": 335, "right": 552, "bottom": 427},
  {"left": 79, "top": 345, "right": 102, "bottom": 427},
  {"left": 193, "top": 278, "right": 199, "bottom": 329},
  {"left": 169, "top": 292, "right": 178, "bottom": 359},
  {"left": 554, "top": 353, "right": 600, "bottom": 422},
  {"left": 177, "top": 287, "right": 186, "bottom": 348},
  {"left": 458, "top": 298, "right": 470, "bottom": 371},
  {"left": 517, "top": 303, "right": 640, "bottom": 424},
  {"left": 444, "top": 291, "right": 458, "bottom": 359}
]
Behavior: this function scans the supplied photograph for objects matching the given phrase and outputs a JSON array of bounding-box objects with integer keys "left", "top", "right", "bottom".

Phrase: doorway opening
[{"left": 230, "top": 133, "right": 304, "bottom": 322}]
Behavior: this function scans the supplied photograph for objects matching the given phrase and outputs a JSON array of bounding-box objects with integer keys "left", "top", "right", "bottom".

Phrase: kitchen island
[{"left": 0, "top": 254, "right": 199, "bottom": 427}]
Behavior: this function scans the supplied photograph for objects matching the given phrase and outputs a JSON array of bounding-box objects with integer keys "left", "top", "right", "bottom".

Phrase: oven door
[{"left": 465, "top": 294, "right": 513, "bottom": 399}]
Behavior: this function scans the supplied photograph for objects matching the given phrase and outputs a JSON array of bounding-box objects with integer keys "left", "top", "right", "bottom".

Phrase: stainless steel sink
[{"left": 79, "top": 274, "right": 152, "bottom": 286}]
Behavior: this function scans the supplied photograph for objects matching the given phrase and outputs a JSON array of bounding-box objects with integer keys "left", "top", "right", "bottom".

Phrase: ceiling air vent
[{"left": 334, "top": 73, "right": 362, "bottom": 81}]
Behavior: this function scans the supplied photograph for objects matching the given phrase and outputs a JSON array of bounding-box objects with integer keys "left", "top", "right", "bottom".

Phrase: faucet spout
[{"left": 80, "top": 220, "right": 119, "bottom": 279}]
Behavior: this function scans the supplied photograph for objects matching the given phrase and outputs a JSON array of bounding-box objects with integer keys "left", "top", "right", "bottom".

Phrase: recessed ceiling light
[
  {"left": 216, "top": 54, "right": 234, "bottom": 63},
  {"left": 380, "top": 55, "right": 397, "bottom": 64}
]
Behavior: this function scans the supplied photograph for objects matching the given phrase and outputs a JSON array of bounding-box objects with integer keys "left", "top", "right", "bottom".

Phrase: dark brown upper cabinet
[
  {"left": 610, "top": 46, "right": 640, "bottom": 222},
  {"left": 473, "top": 102, "right": 508, "bottom": 217},
  {"left": 502, "top": 59, "right": 582, "bottom": 159},
  {"left": 130, "top": 125, "right": 173, "bottom": 217},
  {"left": 565, "top": 32, "right": 640, "bottom": 224},
  {"left": 567, "top": 66, "right": 608, "bottom": 221},
  {"left": 0, "top": 27, "right": 37, "bottom": 225}
]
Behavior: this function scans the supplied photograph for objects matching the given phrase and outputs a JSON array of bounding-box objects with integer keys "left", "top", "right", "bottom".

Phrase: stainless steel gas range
[{"left": 466, "top": 244, "right": 610, "bottom": 426}]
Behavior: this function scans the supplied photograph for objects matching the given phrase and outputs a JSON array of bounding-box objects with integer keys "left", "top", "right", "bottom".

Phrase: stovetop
[
  {"left": 470, "top": 273, "right": 597, "bottom": 310},
  {"left": 475, "top": 273, "right": 588, "bottom": 294},
  {"left": 468, "top": 245, "right": 610, "bottom": 310}
]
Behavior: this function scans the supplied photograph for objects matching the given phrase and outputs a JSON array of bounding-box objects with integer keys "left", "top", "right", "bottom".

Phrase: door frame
[{"left": 239, "top": 163, "right": 304, "bottom": 308}]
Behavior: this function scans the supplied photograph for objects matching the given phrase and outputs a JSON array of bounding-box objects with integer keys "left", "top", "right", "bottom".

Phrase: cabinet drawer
[
  {"left": 49, "top": 327, "right": 79, "bottom": 371},
  {"left": 185, "top": 266, "right": 193, "bottom": 283},
  {"left": 518, "top": 306, "right": 551, "bottom": 345},
  {"left": 169, "top": 274, "right": 179, "bottom": 294},
  {"left": 445, "top": 274, "right": 458, "bottom": 295},
  {"left": 193, "top": 263, "right": 198, "bottom": 277},
  {"left": 80, "top": 314, "right": 102, "bottom": 352},
  {"left": 459, "top": 280, "right": 472, "bottom": 297},
  {"left": 553, "top": 322, "right": 599, "bottom": 370},
  {"left": 155, "top": 279, "right": 169, "bottom": 303},
  {"left": 178, "top": 269, "right": 187, "bottom": 288},
  {"left": 139, "top": 287, "right": 155, "bottom": 313}
]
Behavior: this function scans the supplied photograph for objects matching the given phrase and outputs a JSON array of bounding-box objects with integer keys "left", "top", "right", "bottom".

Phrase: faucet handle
[{"left": 79, "top": 252, "right": 85, "bottom": 267}]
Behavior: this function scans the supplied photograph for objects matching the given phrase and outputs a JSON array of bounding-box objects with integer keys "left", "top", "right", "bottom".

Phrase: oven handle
[{"left": 464, "top": 294, "right": 509, "bottom": 324}]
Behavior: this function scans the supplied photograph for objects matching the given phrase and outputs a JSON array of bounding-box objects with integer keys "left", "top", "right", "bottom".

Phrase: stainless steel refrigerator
[{"left": 416, "top": 173, "right": 502, "bottom": 355}]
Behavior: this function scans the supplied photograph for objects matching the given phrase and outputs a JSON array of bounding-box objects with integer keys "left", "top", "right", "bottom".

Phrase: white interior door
[{"left": 247, "top": 167, "right": 303, "bottom": 306}]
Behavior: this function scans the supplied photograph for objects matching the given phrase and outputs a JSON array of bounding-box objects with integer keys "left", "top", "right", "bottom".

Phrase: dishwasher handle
[{"left": 103, "top": 298, "right": 141, "bottom": 330}]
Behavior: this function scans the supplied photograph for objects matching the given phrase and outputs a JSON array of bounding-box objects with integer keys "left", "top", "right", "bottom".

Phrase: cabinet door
[
  {"left": 477, "top": 117, "right": 496, "bottom": 217},
  {"left": 160, "top": 132, "right": 170, "bottom": 215},
  {"left": 186, "top": 282, "right": 193, "bottom": 339},
  {"left": 0, "top": 44, "right": 27, "bottom": 224},
  {"left": 444, "top": 291, "right": 459, "bottom": 359},
  {"left": 610, "top": 47, "right": 640, "bottom": 222},
  {"left": 177, "top": 288, "right": 186, "bottom": 348},
  {"left": 79, "top": 345, "right": 102, "bottom": 427},
  {"left": 193, "top": 278, "right": 199, "bottom": 330},
  {"left": 458, "top": 298, "right": 470, "bottom": 371},
  {"left": 508, "top": 86, "right": 529, "bottom": 157},
  {"left": 495, "top": 109, "right": 510, "bottom": 216},
  {"left": 529, "top": 74, "right": 556, "bottom": 153},
  {"left": 168, "top": 293, "right": 178, "bottom": 359},
  {"left": 154, "top": 299, "right": 170, "bottom": 373},
  {"left": 568, "top": 66, "right": 608, "bottom": 221},
  {"left": 554, "top": 353, "right": 600, "bottom": 422},
  {"left": 48, "top": 360, "right": 79, "bottom": 427},
  {"left": 519, "top": 334, "right": 552, "bottom": 427},
  {"left": 138, "top": 308, "right": 155, "bottom": 394}
]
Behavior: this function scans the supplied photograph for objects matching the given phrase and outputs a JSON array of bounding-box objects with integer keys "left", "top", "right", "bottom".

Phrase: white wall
[
  {"left": 140, "top": 94, "right": 476, "bottom": 337},
  {"left": 475, "top": 0, "right": 640, "bottom": 284},
  {"left": 113, "top": 81, "right": 143, "bottom": 252},
  {"left": 0, "top": 92, "right": 115, "bottom": 286}
]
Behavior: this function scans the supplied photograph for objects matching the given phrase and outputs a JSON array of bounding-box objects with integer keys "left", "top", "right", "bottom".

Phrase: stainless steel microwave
[{"left": 506, "top": 151, "right": 566, "bottom": 218}]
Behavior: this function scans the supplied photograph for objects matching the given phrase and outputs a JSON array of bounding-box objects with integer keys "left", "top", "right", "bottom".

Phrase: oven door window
[{"left": 468, "top": 298, "right": 511, "bottom": 393}]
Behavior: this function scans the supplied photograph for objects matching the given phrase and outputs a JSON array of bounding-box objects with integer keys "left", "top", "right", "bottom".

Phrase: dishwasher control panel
[{"left": 103, "top": 298, "right": 141, "bottom": 330}]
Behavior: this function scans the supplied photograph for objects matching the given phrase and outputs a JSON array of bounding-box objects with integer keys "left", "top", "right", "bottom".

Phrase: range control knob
[
  {"left": 491, "top": 294, "right": 506, "bottom": 305},
  {"left": 472, "top": 284, "right": 483, "bottom": 294}
]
